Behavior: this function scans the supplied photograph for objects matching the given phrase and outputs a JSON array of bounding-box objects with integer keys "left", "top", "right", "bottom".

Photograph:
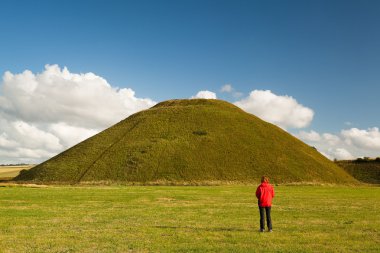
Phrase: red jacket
[{"left": 256, "top": 182, "right": 275, "bottom": 207}]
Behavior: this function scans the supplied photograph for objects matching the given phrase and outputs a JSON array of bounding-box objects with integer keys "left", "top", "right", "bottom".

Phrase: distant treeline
[
  {"left": 0, "top": 163, "right": 30, "bottom": 166},
  {"left": 336, "top": 157, "right": 380, "bottom": 163},
  {"left": 353, "top": 157, "right": 380, "bottom": 163}
]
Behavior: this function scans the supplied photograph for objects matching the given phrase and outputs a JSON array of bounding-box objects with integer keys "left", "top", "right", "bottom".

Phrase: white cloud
[
  {"left": 221, "top": 84, "right": 233, "bottom": 93},
  {"left": 220, "top": 84, "right": 243, "bottom": 98},
  {"left": 49, "top": 122, "right": 98, "bottom": 148},
  {"left": 296, "top": 128, "right": 380, "bottom": 160},
  {"left": 235, "top": 90, "right": 314, "bottom": 129},
  {"left": 297, "top": 130, "right": 321, "bottom": 142},
  {"left": 327, "top": 148, "right": 354, "bottom": 160},
  {"left": 341, "top": 127, "right": 380, "bottom": 150},
  {"left": 0, "top": 65, "right": 156, "bottom": 164},
  {"left": 0, "top": 133, "right": 19, "bottom": 149},
  {"left": 322, "top": 133, "right": 340, "bottom": 146},
  {"left": 191, "top": 90, "right": 217, "bottom": 99},
  {"left": 11, "top": 121, "right": 63, "bottom": 151},
  {"left": 1, "top": 65, "right": 155, "bottom": 128}
]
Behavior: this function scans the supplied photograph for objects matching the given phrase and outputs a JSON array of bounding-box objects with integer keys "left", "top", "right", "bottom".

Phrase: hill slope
[{"left": 15, "top": 99, "right": 356, "bottom": 184}]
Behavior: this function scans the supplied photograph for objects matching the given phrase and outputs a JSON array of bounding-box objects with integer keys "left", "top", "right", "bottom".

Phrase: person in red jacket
[{"left": 256, "top": 176, "right": 275, "bottom": 232}]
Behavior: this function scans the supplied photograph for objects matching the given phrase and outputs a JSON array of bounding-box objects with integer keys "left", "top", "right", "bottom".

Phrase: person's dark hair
[{"left": 261, "top": 176, "right": 269, "bottom": 183}]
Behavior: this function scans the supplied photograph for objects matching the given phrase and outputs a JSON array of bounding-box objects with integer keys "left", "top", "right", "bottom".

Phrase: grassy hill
[
  {"left": 336, "top": 159, "right": 380, "bottom": 184},
  {"left": 15, "top": 99, "right": 357, "bottom": 184}
]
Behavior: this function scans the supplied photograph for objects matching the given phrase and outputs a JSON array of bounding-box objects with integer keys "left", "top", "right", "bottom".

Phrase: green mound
[
  {"left": 15, "top": 99, "right": 357, "bottom": 184},
  {"left": 336, "top": 160, "right": 380, "bottom": 184}
]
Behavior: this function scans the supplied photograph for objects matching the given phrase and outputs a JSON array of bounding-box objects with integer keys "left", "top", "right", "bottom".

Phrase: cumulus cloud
[
  {"left": 11, "top": 121, "right": 63, "bottom": 151},
  {"left": 0, "top": 65, "right": 156, "bottom": 164},
  {"left": 328, "top": 148, "right": 354, "bottom": 160},
  {"left": 1, "top": 65, "right": 155, "bottom": 128},
  {"left": 322, "top": 133, "right": 341, "bottom": 146},
  {"left": 296, "top": 128, "right": 380, "bottom": 160},
  {"left": 235, "top": 90, "right": 314, "bottom": 129},
  {"left": 191, "top": 90, "right": 217, "bottom": 99},
  {"left": 298, "top": 130, "right": 321, "bottom": 142},
  {"left": 49, "top": 122, "right": 98, "bottom": 148},
  {"left": 341, "top": 127, "right": 380, "bottom": 150}
]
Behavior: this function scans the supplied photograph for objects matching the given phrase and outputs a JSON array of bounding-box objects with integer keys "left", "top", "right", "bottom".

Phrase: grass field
[
  {"left": 0, "top": 185, "right": 379, "bottom": 252},
  {"left": 0, "top": 165, "right": 34, "bottom": 180}
]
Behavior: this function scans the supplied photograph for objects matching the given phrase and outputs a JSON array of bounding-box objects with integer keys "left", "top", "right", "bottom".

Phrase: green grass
[
  {"left": 16, "top": 99, "right": 356, "bottom": 184},
  {"left": 0, "top": 185, "right": 378, "bottom": 252}
]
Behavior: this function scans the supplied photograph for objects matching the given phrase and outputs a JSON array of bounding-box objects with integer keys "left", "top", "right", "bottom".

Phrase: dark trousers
[{"left": 259, "top": 206, "right": 272, "bottom": 230}]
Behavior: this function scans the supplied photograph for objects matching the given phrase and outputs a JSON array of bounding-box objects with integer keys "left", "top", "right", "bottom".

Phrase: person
[{"left": 256, "top": 176, "right": 275, "bottom": 232}]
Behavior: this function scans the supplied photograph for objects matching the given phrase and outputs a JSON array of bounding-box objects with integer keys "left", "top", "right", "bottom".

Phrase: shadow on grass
[{"left": 153, "top": 225, "right": 250, "bottom": 232}]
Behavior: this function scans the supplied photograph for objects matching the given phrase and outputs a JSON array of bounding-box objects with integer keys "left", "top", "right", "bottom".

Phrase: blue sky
[{"left": 1, "top": 0, "right": 380, "bottom": 162}]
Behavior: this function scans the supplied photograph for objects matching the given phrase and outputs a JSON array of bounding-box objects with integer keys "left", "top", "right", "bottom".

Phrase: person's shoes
[
  {"left": 268, "top": 229, "right": 273, "bottom": 232},
  {"left": 259, "top": 229, "right": 265, "bottom": 232}
]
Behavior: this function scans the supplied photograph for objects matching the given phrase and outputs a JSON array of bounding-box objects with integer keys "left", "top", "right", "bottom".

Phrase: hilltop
[{"left": 15, "top": 99, "right": 356, "bottom": 184}]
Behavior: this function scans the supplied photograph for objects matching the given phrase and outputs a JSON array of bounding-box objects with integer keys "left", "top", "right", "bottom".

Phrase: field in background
[
  {"left": 0, "top": 165, "right": 34, "bottom": 180},
  {"left": 0, "top": 185, "right": 379, "bottom": 252}
]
